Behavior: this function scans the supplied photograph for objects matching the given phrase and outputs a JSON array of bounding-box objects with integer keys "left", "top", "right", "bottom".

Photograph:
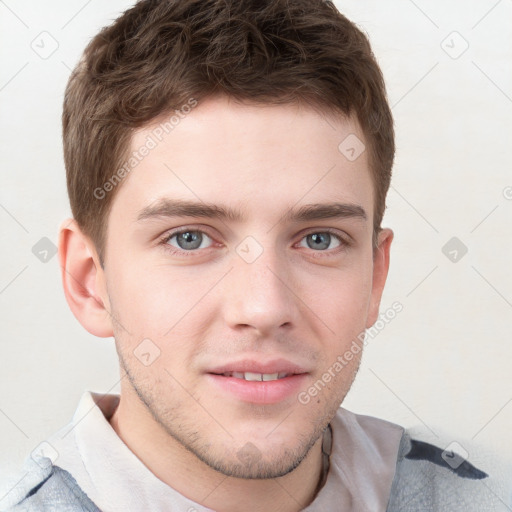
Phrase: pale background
[{"left": 1, "top": 0, "right": 511, "bottom": 483}]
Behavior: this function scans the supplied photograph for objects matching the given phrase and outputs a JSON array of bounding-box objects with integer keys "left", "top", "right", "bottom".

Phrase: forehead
[{"left": 110, "top": 96, "right": 373, "bottom": 226}]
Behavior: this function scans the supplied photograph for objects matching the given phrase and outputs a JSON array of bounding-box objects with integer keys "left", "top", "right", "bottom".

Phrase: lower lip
[{"left": 206, "top": 373, "right": 308, "bottom": 405}]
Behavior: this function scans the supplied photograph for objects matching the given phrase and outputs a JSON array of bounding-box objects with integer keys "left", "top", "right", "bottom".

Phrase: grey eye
[
  {"left": 300, "top": 232, "right": 341, "bottom": 251},
  {"left": 168, "top": 231, "right": 212, "bottom": 251}
]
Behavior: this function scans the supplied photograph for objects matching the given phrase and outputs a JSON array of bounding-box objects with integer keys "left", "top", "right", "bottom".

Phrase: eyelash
[{"left": 157, "top": 227, "right": 352, "bottom": 258}]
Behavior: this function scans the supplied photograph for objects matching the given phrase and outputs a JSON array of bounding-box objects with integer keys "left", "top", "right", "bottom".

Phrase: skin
[{"left": 59, "top": 95, "right": 393, "bottom": 512}]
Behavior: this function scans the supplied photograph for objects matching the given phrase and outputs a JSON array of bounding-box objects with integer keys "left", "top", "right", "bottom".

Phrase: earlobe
[
  {"left": 366, "top": 228, "right": 393, "bottom": 329},
  {"left": 58, "top": 218, "right": 113, "bottom": 338}
]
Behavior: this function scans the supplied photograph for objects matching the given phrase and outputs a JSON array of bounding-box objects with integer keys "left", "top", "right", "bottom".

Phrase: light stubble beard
[{"left": 115, "top": 341, "right": 360, "bottom": 480}]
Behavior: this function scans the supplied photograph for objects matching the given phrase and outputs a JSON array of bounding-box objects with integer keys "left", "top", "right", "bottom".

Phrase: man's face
[{"left": 100, "top": 96, "right": 390, "bottom": 478}]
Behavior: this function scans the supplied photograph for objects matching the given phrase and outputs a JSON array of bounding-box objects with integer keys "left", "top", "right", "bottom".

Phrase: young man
[{"left": 0, "top": 0, "right": 506, "bottom": 510}]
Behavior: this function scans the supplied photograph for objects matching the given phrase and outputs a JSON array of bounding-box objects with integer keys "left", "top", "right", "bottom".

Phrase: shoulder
[
  {"left": 335, "top": 409, "right": 511, "bottom": 509},
  {"left": 0, "top": 454, "right": 100, "bottom": 512},
  {"left": 388, "top": 430, "right": 511, "bottom": 511}
]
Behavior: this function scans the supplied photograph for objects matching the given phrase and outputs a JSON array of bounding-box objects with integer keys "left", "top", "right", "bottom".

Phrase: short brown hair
[{"left": 63, "top": 0, "right": 394, "bottom": 266}]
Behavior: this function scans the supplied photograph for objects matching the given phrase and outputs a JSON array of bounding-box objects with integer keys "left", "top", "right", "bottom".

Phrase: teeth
[
  {"left": 223, "top": 372, "right": 289, "bottom": 381},
  {"left": 245, "top": 372, "right": 264, "bottom": 381}
]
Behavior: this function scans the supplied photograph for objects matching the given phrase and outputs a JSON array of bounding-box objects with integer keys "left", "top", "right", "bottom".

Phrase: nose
[{"left": 220, "top": 244, "right": 300, "bottom": 336}]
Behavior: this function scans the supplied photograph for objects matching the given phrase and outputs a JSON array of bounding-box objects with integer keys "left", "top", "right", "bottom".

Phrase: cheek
[
  {"left": 107, "top": 261, "right": 218, "bottom": 348},
  {"left": 297, "top": 259, "right": 373, "bottom": 333},
  {"left": 106, "top": 262, "right": 169, "bottom": 335}
]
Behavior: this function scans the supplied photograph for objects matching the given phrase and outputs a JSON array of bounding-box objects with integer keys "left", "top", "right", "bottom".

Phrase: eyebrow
[{"left": 136, "top": 198, "right": 367, "bottom": 224}]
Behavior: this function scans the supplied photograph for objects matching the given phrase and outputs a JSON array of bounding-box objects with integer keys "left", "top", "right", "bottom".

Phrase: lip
[
  {"left": 206, "top": 358, "right": 310, "bottom": 405},
  {"left": 207, "top": 358, "right": 309, "bottom": 376},
  {"left": 206, "top": 373, "right": 308, "bottom": 404}
]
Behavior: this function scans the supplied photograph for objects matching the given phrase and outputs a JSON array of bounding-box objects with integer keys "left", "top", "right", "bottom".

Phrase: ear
[
  {"left": 58, "top": 218, "right": 113, "bottom": 338},
  {"left": 366, "top": 228, "right": 393, "bottom": 328}
]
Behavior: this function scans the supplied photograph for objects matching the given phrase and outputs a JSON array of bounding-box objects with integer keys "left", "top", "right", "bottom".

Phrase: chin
[{"left": 195, "top": 442, "right": 314, "bottom": 480}]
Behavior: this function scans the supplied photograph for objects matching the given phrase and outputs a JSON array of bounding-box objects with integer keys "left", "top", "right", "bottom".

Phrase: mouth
[
  {"left": 213, "top": 371, "right": 294, "bottom": 381},
  {"left": 206, "top": 359, "right": 309, "bottom": 404}
]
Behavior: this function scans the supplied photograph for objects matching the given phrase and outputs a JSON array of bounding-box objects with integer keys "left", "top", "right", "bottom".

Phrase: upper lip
[{"left": 207, "top": 358, "right": 309, "bottom": 375}]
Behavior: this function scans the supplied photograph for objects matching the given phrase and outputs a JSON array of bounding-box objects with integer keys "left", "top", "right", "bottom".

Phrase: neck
[{"left": 108, "top": 391, "right": 325, "bottom": 512}]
